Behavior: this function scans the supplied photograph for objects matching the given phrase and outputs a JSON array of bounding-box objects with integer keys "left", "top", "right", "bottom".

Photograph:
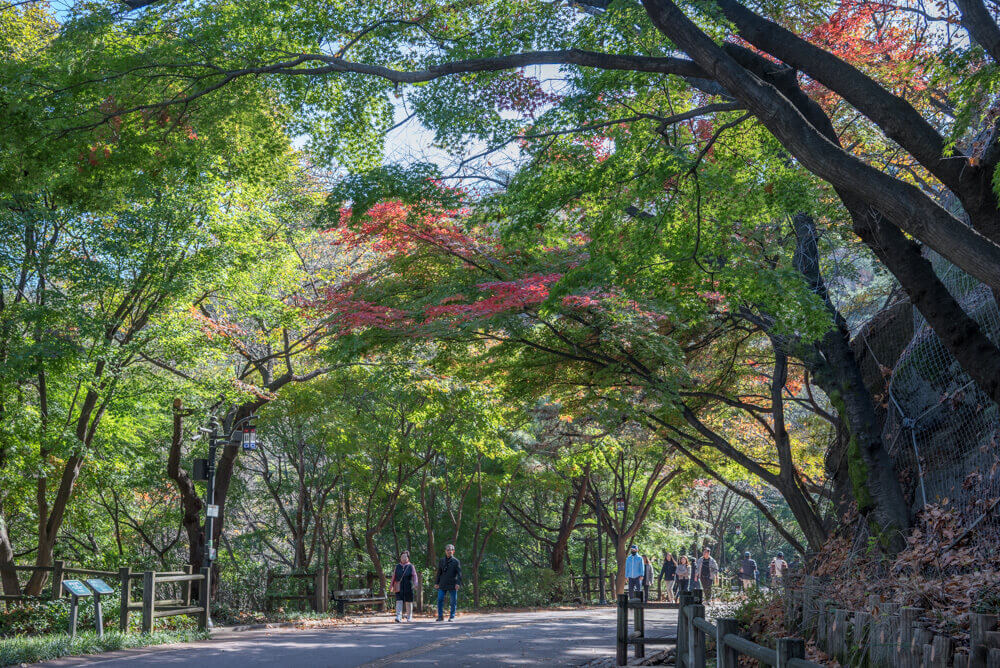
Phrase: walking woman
[
  {"left": 392, "top": 550, "right": 419, "bottom": 622},
  {"left": 674, "top": 555, "right": 691, "bottom": 598},
  {"left": 642, "top": 555, "right": 654, "bottom": 602},
  {"left": 658, "top": 552, "right": 677, "bottom": 602}
]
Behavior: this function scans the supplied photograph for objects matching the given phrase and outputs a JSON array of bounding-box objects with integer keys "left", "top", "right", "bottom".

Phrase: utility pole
[
  {"left": 196, "top": 414, "right": 256, "bottom": 629},
  {"left": 597, "top": 497, "right": 607, "bottom": 605}
]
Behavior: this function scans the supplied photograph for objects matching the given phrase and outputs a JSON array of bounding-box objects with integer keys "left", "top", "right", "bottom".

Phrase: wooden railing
[
  {"left": 616, "top": 590, "right": 823, "bottom": 667},
  {"left": 3, "top": 562, "right": 210, "bottom": 633},
  {"left": 264, "top": 569, "right": 328, "bottom": 613},
  {"left": 264, "top": 568, "right": 429, "bottom": 615},
  {"left": 118, "top": 566, "right": 211, "bottom": 633},
  {"left": 0, "top": 561, "right": 118, "bottom": 604},
  {"left": 615, "top": 594, "right": 679, "bottom": 664}
]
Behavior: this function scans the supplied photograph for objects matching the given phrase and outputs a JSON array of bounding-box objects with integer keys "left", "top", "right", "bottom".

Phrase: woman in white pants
[{"left": 391, "top": 551, "right": 419, "bottom": 622}]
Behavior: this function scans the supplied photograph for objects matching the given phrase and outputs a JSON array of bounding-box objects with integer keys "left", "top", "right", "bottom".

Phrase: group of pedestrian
[
  {"left": 389, "top": 544, "right": 462, "bottom": 623},
  {"left": 389, "top": 542, "right": 792, "bottom": 624},
  {"left": 626, "top": 546, "right": 721, "bottom": 602},
  {"left": 628, "top": 546, "right": 791, "bottom": 603}
]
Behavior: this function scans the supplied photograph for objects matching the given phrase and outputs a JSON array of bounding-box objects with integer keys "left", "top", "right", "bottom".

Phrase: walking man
[
  {"left": 693, "top": 547, "right": 719, "bottom": 602},
  {"left": 739, "top": 551, "right": 758, "bottom": 591},
  {"left": 435, "top": 544, "right": 461, "bottom": 621},
  {"left": 625, "top": 545, "right": 644, "bottom": 600}
]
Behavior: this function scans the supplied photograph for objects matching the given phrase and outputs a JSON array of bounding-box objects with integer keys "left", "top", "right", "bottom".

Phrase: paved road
[{"left": 41, "top": 608, "right": 678, "bottom": 667}]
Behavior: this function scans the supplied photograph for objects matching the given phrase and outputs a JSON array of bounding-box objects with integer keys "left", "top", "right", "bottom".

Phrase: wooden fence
[
  {"left": 1, "top": 562, "right": 210, "bottom": 633},
  {"left": 0, "top": 560, "right": 118, "bottom": 605},
  {"left": 118, "top": 566, "right": 211, "bottom": 633},
  {"left": 616, "top": 590, "right": 823, "bottom": 667},
  {"left": 264, "top": 568, "right": 426, "bottom": 614},
  {"left": 786, "top": 579, "right": 1000, "bottom": 667},
  {"left": 265, "top": 569, "right": 328, "bottom": 613}
]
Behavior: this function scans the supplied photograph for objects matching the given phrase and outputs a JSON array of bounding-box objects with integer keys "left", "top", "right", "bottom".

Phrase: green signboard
[
  {"left": 62, "top": 580, "right": 92, "bottom": 597},
  {"left": 86, "top": 579, "right": 114, "bottom": 595}
]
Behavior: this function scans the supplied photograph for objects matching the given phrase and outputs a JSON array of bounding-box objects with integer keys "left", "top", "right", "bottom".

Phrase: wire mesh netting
[{"left": 855, "top": 252, "right": 1000, "bottom": 555}]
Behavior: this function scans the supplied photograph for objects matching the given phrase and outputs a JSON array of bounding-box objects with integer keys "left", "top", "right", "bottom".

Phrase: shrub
[{"left": 0, "top": 629, "right": 209, "bottom": 665}]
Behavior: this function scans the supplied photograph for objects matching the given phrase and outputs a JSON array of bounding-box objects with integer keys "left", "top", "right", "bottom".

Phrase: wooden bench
[{"left": 332, "top": 588, "right": 384, "bottom": 614}]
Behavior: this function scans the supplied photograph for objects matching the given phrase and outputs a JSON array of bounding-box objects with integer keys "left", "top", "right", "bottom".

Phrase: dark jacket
[
  {"left": 660, "top": 559, "right": 677, "bottom": 580},
  {"left": 435, "top": 556, "right": 462, "bottom": 590}
]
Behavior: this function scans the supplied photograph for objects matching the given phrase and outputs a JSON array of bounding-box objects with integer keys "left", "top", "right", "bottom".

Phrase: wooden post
[
  {"left": 832, "top": 608, "right": 849, "bottom": 660},
  {"left": 716, "top": 618, "right": 739, "bottom": 668},
  {"left": 118, "top": 567, "right": 132, "bottom": 632},
  {"left": 913, "top": 627, "right": 932, "bottom": 667},
  {"left": 852, "top": 611, "right": 871, "bottom": 666},
  {"left": 928, "top": 635, "right": 952, "bottom": 668},
  {"left": 182, "top": 565, "right": 193, "bottom": 607},
  {"left": 777, "top": 637, "right": 805, "bottom": 668},
  {"left": 616, "top": 593, "right": 628, "bottom": 666},
  {"left": 314, "top": 570, "right": 325, "bottom": 612},
  {"left": 688, "top": 603, "right": 706, "bottom": 668},
  {"left": 198, "top": 566, "right": 211, "bottom": 630},
  {"left": 634, "top": 600, "right": 645, "bottom": 659},
  {"left": 816, "top": 600, "right": 829, "bottom": 649},
  {"left": 141, "top": 571, "right": 155, "bottom": 634},
  {"left": 899, "top": 607, "right": 921, "bottom": 668},
  {"left": 50, "top": 560, "right": 64, "bottom": 601},
  {"left": 677, "top": 591, "right": 692, "bottom": 668},
  {"left": 971, "top": 613, "right": 998, "bottom": 668}
]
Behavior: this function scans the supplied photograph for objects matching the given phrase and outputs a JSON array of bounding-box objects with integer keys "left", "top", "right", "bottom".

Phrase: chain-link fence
[{"left": 854, "top": 252, "right": 1000, "bottom": 555}]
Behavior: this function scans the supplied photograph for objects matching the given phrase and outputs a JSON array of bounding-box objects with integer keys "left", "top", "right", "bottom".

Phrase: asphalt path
[{"left": 40, "top": 607, "right": 678, "bottom": 667}]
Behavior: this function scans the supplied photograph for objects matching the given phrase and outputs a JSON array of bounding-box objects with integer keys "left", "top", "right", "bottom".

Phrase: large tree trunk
[
  {"left": 166, "top": 399, "right": 207, "bottom": 596},
  {"left": 551, "top": 473, "right": 588, "bottom": 575},
  {"left": 613, "top": 539, "right": 627, "bottom": 596},
  {"left": 0, "top": 517, "right": 19, "bottom": 596},
  {"left": 791, "top": 214, "right": 911, "bottom": 543},
  {"left": 419, "top": 471, "right": 437, "bottom": 570},
  {"left": 364, "top": 531, "right": 386, "bottom": 596}
]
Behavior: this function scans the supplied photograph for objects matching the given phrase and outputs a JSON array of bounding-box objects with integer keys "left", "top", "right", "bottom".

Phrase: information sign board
[
  {"left": 62, "top": 580, "right": 92, "bottom": 597},
  {"left": 86, "top": 579, "right": 114, "bottom": 595}
]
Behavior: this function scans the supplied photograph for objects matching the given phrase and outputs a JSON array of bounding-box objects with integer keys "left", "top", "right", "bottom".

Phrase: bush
[
  {"left": 476, "top": 569, "right": 573, "bottom": 608},
  {"left": 0, "top": 600, "right": 71, "bottom": 637}
]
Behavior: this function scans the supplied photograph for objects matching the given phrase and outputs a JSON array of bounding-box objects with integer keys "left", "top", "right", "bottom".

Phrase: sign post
[
  {"left": 86, "top": 579, "right": 115, "bottom": 637},
  {"left": 62, "top": 580, "right": 93, "bottom": 638}
]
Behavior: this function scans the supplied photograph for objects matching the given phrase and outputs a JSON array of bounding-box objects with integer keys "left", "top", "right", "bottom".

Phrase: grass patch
[{"left": 0, "top": 629, "right": 209, "bottom": 666}]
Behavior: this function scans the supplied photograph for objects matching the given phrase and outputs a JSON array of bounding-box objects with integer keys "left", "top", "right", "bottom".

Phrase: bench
[{"left": 332, "top": 588, "right": 384, "bottom": 614}]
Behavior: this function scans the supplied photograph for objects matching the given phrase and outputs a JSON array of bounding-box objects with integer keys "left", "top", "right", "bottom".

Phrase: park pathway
[{"left": 40, "top": 607, "right": 678, "bottom": 667}]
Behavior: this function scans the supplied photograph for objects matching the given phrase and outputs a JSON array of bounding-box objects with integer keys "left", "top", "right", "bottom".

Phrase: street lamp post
[{"left": 197, "top": 414, "right": 256, "bottom": 628}]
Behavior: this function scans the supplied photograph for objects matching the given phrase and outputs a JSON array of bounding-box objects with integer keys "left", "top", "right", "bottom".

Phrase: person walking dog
[
  {"left": 392, "top": 550, "right": 418, "bottom": 622},
  {"left": 434, "top": 544, "right": 461, "bottom": 621}
]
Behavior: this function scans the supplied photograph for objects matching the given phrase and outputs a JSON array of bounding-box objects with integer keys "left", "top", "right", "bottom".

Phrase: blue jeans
[{"left": 437, "top": 588, "right": 457, "bottom": 618}]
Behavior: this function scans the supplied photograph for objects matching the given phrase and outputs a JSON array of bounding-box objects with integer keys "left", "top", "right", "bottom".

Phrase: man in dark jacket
[{"left": 434, "top": 544, "right": 462, "bottom": 621}]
